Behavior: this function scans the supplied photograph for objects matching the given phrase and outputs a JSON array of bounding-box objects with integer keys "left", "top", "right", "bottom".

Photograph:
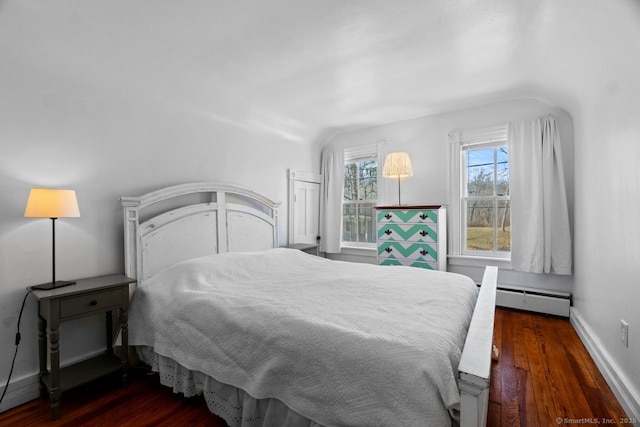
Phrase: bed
[{"left": 121, "top": 182, "right": 497, "bottom": 427}]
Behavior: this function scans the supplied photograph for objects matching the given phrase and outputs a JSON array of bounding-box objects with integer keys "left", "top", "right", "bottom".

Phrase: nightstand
[
  {"left": 283, "top": 243, "right": 319, "bottom": 256},
  {"left": 31, "top": 274, "right": 135, "bottom": 420}
]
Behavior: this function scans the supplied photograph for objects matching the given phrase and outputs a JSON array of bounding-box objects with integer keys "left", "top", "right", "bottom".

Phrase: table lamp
[
  {"left": 25, "top": 188, "right": 80, "bottom": 290},
  {"left": 382, "top": 152, "right": 414, "bottom": 206}
]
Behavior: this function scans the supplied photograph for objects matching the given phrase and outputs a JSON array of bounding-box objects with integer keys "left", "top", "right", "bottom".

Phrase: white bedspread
[{"left": 128, "top": 248, "right": 478, "bottom": 427}]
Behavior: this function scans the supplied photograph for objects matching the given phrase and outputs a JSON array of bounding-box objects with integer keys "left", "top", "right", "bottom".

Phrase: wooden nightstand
[{"left": 31, "top": 274, "right": 135, "bottom": 420}]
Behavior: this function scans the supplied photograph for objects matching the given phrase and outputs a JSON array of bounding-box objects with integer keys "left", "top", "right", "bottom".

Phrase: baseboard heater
[{"left": 478, "top": 283, "right": 571, "bottom": 317}]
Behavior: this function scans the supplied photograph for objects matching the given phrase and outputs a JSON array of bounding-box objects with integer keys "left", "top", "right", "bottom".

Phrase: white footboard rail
[{"left": 458, "top": 266, "right": 498, "bottom": 427}]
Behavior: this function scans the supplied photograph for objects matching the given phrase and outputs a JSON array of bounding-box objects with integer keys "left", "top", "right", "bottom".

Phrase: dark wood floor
[
  {"left": 0, "top": 370, "right": 227, "bottom": 427},
  {"left": 488, "top": 309, "right": 628, "bottom": 427},
  {"left": 0, "top": 309, "right": 628, "bottom": 426}
]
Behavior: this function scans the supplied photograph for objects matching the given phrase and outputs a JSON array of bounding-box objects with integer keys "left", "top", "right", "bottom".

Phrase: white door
[{"left": 292, "top": 180, "right": 320, "bottom": 244}]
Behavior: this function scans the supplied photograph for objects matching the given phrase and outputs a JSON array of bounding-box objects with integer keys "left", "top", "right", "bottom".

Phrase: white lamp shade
[
  {"left": 382, "top": 152, "right": 414, "bottom": 178},
  {"left": 24, "top": 188, "right": 80, "bottom": 218}
]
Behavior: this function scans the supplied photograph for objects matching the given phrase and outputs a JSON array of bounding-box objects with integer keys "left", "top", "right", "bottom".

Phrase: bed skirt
[{"left": 137, "top": 346, "right": 322, "bottom": 427}]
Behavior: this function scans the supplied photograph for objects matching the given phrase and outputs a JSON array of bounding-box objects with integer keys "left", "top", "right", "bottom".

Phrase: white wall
[
  {"left": 525, "top": 1, "right": 640, "bottom": 417},
  {"left": 317, "top": 98, "right": 574, "bottom": 293},
  {"left": 0, "top": 34, "right": 313, "bottom": 412},
  {"left": 569, "top": 37, "right": 640, "bottom": 420}
]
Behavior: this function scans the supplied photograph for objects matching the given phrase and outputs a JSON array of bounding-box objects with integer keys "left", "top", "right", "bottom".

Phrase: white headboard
[{"left": 121, "top": 182, "right": 280, "bottom": 281}]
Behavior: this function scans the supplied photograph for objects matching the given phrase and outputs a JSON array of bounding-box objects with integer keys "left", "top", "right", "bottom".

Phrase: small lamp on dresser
[
  {"left": 382, "top": 152, "right": 414, "bottom": 206},
  {"left": 24, "top": 188, "right": 80, "bottom": 290}
]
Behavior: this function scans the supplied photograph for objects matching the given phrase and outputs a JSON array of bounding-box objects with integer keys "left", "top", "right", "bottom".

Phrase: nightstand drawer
[{"left": 60, "top": 289, "right": 123, "bottom": 319}]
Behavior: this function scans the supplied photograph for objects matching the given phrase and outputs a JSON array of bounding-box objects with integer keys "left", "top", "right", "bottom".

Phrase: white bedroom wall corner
[{"left": 570, "top": 307, "right": 640, "bottom": 420}]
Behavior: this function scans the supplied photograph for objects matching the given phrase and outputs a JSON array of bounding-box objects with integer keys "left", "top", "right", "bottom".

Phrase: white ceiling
[{"left": 2, "top": 0, "right": 639, "bottom": 144}]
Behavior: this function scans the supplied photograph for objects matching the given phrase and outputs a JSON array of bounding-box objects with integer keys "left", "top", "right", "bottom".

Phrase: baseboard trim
[
  {"left": 570, "top": 307, "right": 640, "bottom": 420},
  {"left": 478, "top": 282, "right": 571, "bottom": 317},
  {"left": 0, "top": 348, "right": 108, "bottom": 414},
  {"left": 0, "top": 373, "right": 39, "bottom": 414}
]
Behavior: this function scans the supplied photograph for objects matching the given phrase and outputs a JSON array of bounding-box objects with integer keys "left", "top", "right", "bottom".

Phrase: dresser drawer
[
  {"left": 377, "top": 223, "right": 437, "bottom": 243},
  {"left": 59, "top": 289, "right": 123, "bottom": 319},
  {"left": 377, "top": 241, "right": 437, "bottom": 262},
  {"left": 378, "top": 258, "right": 438, "bottom": 270},
  {"left": 376, "top": 209, "right": 438, "bottom": 224}
]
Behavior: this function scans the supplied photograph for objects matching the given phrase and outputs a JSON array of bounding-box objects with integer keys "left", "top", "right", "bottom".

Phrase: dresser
[{"left": 375, "top": 206, "right": 447, "bottom": 271}]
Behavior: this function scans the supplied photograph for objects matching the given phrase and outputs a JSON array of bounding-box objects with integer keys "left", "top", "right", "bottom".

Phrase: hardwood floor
[
  {"left": 0, "top": 370, "right": 227, "bottom": 427},
  {"left": 0, "top": 309, "right": 628, "bottom": 426},
  {"left": 488, "top": 309, "right": 628, "bottom": 427}
]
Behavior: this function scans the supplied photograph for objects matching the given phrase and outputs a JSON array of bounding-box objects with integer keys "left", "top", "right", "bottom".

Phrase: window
[
  {"left": 462, "top": 143, "right": 510, "bottom": 254},
  {"left": 449, "top": 125, "right": 510, "bottom": 260},
  {"left": 342, "top": 147, "right": 379, "bottom": 245}
]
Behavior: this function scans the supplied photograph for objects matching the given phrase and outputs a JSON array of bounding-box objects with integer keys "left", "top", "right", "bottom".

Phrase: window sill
[{"left": 448, "top": 255, "right": 512, "bottom": 270}]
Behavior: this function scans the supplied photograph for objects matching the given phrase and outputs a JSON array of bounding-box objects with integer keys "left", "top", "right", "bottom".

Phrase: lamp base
[{"left": 31, "top": 280, "right": 76, "bottom": 291}]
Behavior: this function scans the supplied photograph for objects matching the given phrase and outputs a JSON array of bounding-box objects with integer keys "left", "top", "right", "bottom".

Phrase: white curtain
[
  {"left": 508, "top": 115, "right": 572, "bottom": 274},
  {"left": 376, "top": 141, "right": 388, "bottom": 205},
  {"left": 319, "top": 147, "right": 344, "bottom": 253}
]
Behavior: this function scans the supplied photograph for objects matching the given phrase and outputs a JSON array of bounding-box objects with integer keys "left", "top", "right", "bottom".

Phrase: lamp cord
[{"left": 0, "top": 289, "right": 33, "bottom": 406}]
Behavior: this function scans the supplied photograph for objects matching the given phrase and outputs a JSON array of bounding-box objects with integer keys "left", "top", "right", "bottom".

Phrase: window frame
[
  {"left": 341, "top": 143, "right": 385, "bottom": 248},
  {"left": 448, "top": 125, "right": 511, "bottom": 264},
  {"left": 461, "top": 140, "right": 510, "bottom": 257}
]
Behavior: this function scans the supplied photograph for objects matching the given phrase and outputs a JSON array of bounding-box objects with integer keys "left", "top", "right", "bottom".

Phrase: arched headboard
[{"left": 121, "top": 182, "right": 280, "bottom": 281}]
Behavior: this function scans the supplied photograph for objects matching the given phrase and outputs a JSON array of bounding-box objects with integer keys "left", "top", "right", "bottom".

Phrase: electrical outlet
[{"left": 621, "top": 320, "right": 629, "bottom": 348}]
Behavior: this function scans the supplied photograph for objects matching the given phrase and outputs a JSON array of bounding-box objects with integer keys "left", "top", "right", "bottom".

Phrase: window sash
[
  {"left": 343, "top": 155, "right": 378, "bottom": 245},
  {"left": 462, "top": 196, "right": 510, "bottom": 255},
  {"left": 342, "top": 200, "right": 376, "bottom": 244},
  {"left": 460, "top": 141, "right": 510, "bottom": 256}
]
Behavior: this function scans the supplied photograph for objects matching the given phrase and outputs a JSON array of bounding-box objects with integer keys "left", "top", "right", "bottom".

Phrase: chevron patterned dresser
[{"left": 375, "top": 206, "right": 447, "bottom": 271}]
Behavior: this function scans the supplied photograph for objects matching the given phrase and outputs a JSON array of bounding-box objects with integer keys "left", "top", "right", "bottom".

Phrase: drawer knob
[
  {"left": 89, "top": 300, "right": 98, "bottom": 306},
  {"left": 385, "top": 247, "right": 393, "bottom": 253},
  {"left": 419, "top": 230, "right": 428, "bottom": 236},
  {"left": 420, "top": 249, "right": 428, "bottom": 256},
  {"left": 384, "top": 229, "right": 393, "bottom": 235},
  {"left": 384, "top": 213, "right": 392, "bottom": 220},
  {"left": 419, "top": 213, "right": 427, "bottom": 219}
]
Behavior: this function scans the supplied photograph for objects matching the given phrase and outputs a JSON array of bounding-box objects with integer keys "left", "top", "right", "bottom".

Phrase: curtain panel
[
  {"left": 508, "top": 115, "right": 572, "bottom": 274},
  {"left": 319, "top": 148, "right": 344, "bottom": 253}
]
